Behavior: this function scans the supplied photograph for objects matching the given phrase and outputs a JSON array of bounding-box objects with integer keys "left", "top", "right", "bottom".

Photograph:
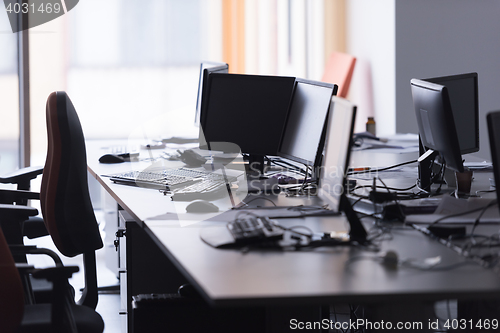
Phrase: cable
[
  {"left": 376, "top": 177, "right": 407, "bottom": 221},
  {"left": 475, "top": 189, "right": 496, "bottom": 196},
  {"left": 471, "top": 200, "right": 498, "bottom": 236},
  {"left": 352, "top": 183, "right": 417, "bottom": 192},
  {"left": 286, "top": 205, "right": 328, "bottom": 212},
  {"left": 347, "top": 159, "right": 417, "bottom": 175},
  {"left": 351, "top": 197, "right": 364, "bottom": 208},
  {"left": 265, "top": 156, "right": 309, "bottom": 176},
  {"left": 283, "top": 225, "right": 315, "bottom": 238},
  {"left": 237, "top": 196, "right": 277, "bottom": 208}
]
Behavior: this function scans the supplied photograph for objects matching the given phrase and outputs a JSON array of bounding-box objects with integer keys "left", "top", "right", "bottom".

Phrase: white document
[{"left": 405, "top": 196, "right": 499, "bottom": 224}]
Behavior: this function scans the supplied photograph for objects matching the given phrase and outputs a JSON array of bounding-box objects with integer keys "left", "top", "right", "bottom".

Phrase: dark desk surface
[{"left": 86, "top": 139, "right": 500, "bottom": 308}]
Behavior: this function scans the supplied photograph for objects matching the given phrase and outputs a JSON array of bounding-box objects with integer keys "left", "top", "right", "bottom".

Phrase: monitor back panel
[
  {"left": 318, "top": 97, "right": 357, "bottom": 213},
  {"left": 411, "top": 79, "right": 464, "bottom": 172},
  {"left": 487, "top": 111, "right": 500, "bottom": 210},
  {"left": 425, "top": 73, "right": 479, "bottom": 154},
  {"left": 195, "top": 63, "right": 229, "bottom": 125}
]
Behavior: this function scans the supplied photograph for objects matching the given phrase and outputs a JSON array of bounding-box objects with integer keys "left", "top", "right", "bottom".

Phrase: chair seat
[{"left": 21, "top": 303, "right": 104, "bottom": 333}]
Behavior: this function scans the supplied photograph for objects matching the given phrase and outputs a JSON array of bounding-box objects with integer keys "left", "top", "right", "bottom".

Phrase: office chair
[
  {"left": 0, "top": 166, "right": 44, "bottom": 193},
  {"left": 321, "top": 51, "right": 356, "bottom": 98},
  {"left": 0, "top": 167, "right": 49, "bottom": 240},
  {"left": 40, "top": 91, "right": 104, "bottom": 310},
  {"left": 0, "top": 221, "right": 104, "bottom": 333}
]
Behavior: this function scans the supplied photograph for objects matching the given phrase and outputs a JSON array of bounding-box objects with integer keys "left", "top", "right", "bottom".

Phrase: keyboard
[
  {"left": 109, "top": 167, "right": 237, "bottom": 192},
  {"left": 109, "top": 170, "right": 196, "bottom": 190},
  {"left": 171, "top": 178, "right": 229, "bottom": 201},
  {"left": 227, "top": 216, "right": 284, "bottom": 246}
]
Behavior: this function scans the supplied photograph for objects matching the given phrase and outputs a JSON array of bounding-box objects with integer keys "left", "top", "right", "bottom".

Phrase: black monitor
[
  {"left": 278, "top": 79, "right": 337, "bottom": 169},
  {"left": 194, "top": 62, "right": 229, "bottom": 125},
  {"left": 411, "top": 78, "right": 465, "bottom": 190},
  {"left": 318, "top": 96, "right": 367, "bottom": 243},
  {"left": 425, "top": 73, "right": 479, "bottom": 154},
  {"left": 487, "top": 111, "right": 500, "bottom": 206},
  {"left": 200, "top": 73, "right": 295, "bottom": 173}
]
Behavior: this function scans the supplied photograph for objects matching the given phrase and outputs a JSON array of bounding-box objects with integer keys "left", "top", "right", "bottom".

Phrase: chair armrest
[
  {"left": 0, "top": 166, "right": 43, "bottom": 190},
  {"left": 9, "top": 245, "right": 63, "bottom": 265},
  {"left": 0, "top": 189, "right": 40, "bottom": 204},
  {"left": 15, "top": 263, "right": 35, "bottom": 271},
  {"left": 32, "top": 265, "right": 80, "bottom": 281},
  {"left": 0, "top": 203, "right": 38, "bottom": 219}
]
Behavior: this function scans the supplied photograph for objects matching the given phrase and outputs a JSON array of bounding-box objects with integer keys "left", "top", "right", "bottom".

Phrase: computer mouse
[
  {"left": 99, "top": 154, "right": 125, "bottom": 164},
  {"left": 177, "top": 284, "right": 201, "bottom": 299},
  {"left": 178, "top": 149, "right": 207, "bottom": 167},
  {"left": 185, "top": 200, "right": 219, "bottom": 213}
]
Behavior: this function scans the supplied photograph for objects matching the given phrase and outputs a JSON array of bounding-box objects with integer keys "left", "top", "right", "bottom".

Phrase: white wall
[
  {"left": 346, "top": 0, "right": 395, "bottom": 135},
  {"left": 395, "top": 1, "right": 500, "bottom": 159}
]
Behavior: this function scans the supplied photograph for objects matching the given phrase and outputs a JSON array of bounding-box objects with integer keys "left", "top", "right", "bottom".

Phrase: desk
[{"left": 87, "top": 140, "right": 500, "bottom": 333}]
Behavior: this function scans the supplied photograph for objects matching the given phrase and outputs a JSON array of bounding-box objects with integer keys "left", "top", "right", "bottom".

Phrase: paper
[
  {"left": 464, "top": 161, "right": 493, "bottom": 171},
  {"left": 405, "top": 196, "right": 499, "bottom": 224}
]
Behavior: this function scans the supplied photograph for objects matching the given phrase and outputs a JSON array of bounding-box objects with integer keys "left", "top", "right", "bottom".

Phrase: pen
[{"left": 349, "top": 167, "right": 371, "bottom": 172}]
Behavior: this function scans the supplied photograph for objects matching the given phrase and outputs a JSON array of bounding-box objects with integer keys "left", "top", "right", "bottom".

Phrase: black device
[
  {"left": 185, "top": 199, "right": 219, "bottom": 213},
  {"left": 177, "top": 149, "right": 206, "bottom": 167},
  {"left": 427, "top": 225, "right": 466, "bottom": 239},
  {"left": 99, "top": 152, "right": 139, "bottom": 164},
  {"left": 199, "top": 73, "right": 295, "bottom": 175},
  {"left": 317, "top": 97, "right": 368, "bottom": 243},
  {"left": 226, "top": 216, "right": 284, "bottom": 246},
  {"left": 278, "top": 78, "right": 337, "bottom": 177},
  {"left": 194, "top": 62, "right": 229, "bottom": 126},
  {"left": 487, "top": 111, "right": 500, "bottom": 213},
  {"left": 425, "top": 73, "right": 479, "bottom": 154},
  {"left": 410, "top": 78, "right": 465, "bottom": 191}
]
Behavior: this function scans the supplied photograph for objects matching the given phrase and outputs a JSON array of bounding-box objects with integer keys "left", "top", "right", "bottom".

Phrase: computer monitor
[
  {"left": 487, "top": 111, "right": 500, "bottom": 206},
  {"left": 278, "top": 79, "right": 337, "bottom": 168},
  {"left": 318, "top": 96, "right": 356, "bottom": 212},
  {"left": 199, "top": 73, "right": 295, "bottom": 173},
  {"left": 317, "top": 96, "right": 367, "bottom": 242},
  {"left": 425, "top": 73, "right": 479, "bottom": 154},
  {"left": 194, "top": 62, "right": 229, "bottom": 125},
  {"left": 411, "top": 78, "right": 465, "bottom": 190}
]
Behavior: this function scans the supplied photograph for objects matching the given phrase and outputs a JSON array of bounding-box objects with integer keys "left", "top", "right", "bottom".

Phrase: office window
[
  {"left": 26, "top": 0, "right": 346, "bottom": 165},
  {"left": 223, "top": 0, "right": 345, "bottom": 81},
  {"left": 29, "top": 0, "right": 223, "bottom": 165},
  {"left": 0, "top": 11, "right": 19, "bottom": 174}
]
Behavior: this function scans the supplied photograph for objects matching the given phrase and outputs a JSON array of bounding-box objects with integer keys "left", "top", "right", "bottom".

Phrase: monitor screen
[
  {"left": 411, "top": 78, "right": 464, "bottom": 173},
  {"left": 194, "top": 62, "right": 229, "bottom": 125},
  {"left": 318, "top": 97, "right": 357, "bottom": 213},
  {"left": 487, "top": 111, "right": 500, "bottom": 211},
  {"left": 200, "top": 73, "right": 295, "bottom": 156},
  {"left": 278, "top": 79, "right": 337, "bottom": 166},
  {"left": 425, "top": 73, "right": 479, "bottom": 154}
]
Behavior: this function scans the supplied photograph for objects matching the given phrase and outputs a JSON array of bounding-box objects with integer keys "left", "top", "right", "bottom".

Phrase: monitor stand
[
  {"left": 417, "top": 138, "right": 471, "bottom": 195},
  {"left": 246, "top": 154, "right": 265, "bottom": 177},
  {"left": 417, "top": 143, "right": 438, "bottom": 191},
  {"left": 340, "top": 194, "right": 368, "bottom": 244}
]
